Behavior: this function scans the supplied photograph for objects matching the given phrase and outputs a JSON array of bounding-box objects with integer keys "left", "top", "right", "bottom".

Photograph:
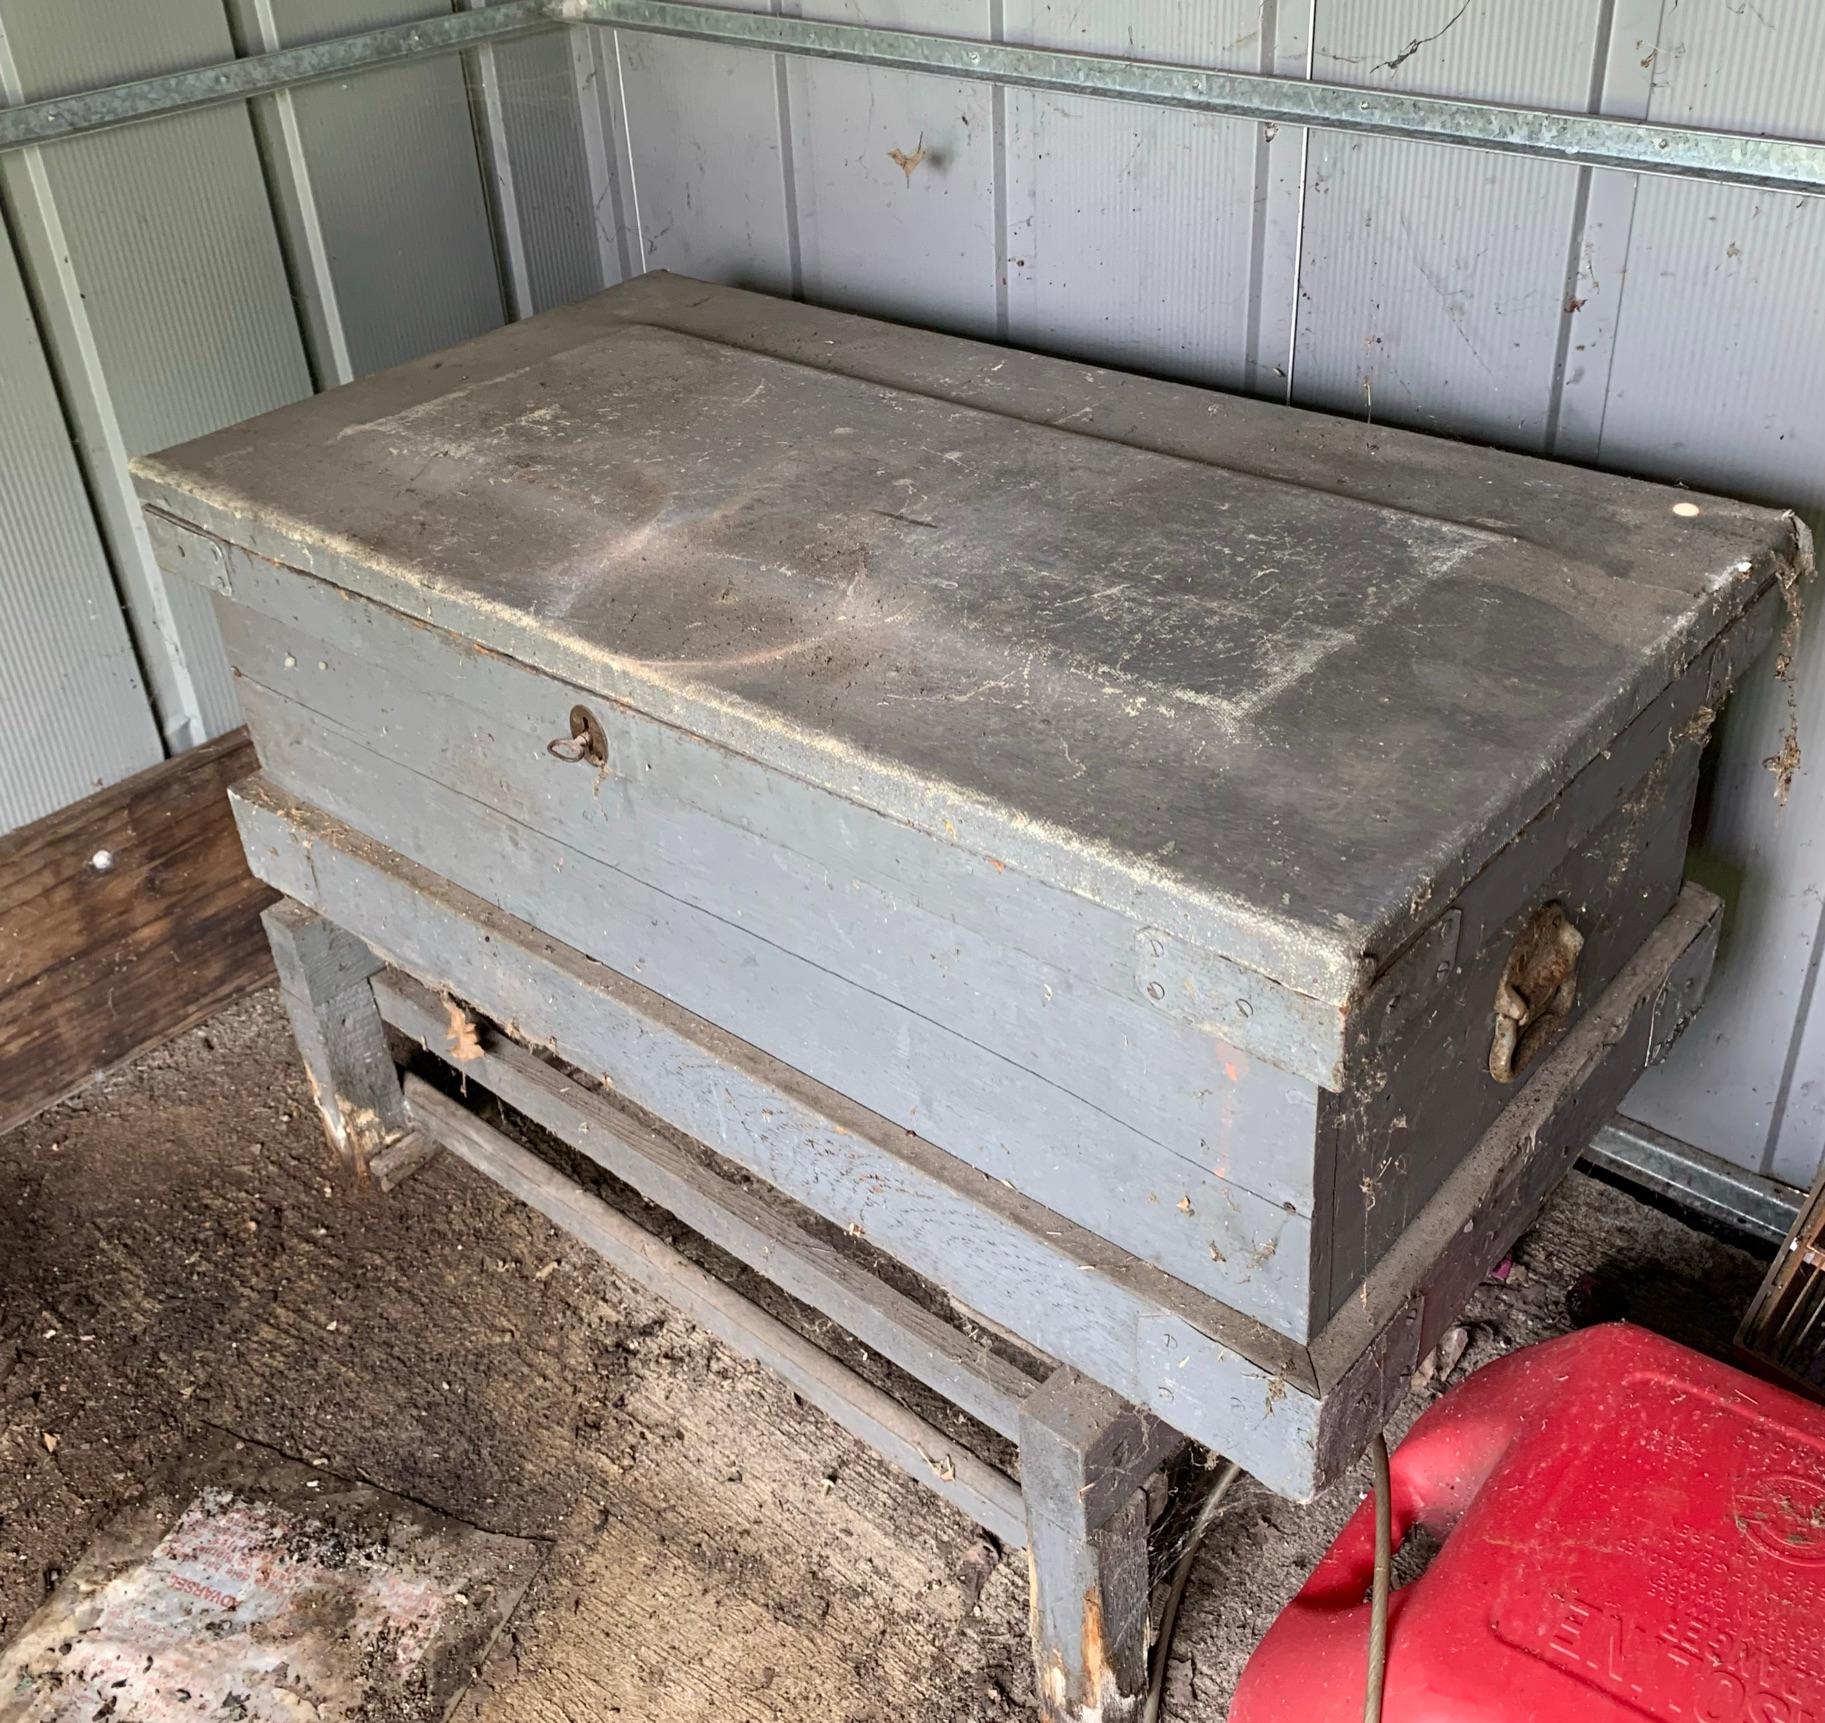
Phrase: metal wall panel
[
  {"left": 1547, "top": 0, "right": 1662, "bottom": 463},
  {"left": 1633, "top": 563, "right": 1825, "bottom": 1185},
  {"left": 0, "top": 0, "right": 312, "bottom": 750},
  {"left": 271, "top": 0, "right": 504, "bottom": 376},
  {"left": 1773, "top": 925, "right": 1825, "bottom": 1185},
  {"left": 1250, "top": 0, "right": 1313, "bottom": 401},
  {"left": 226, "top": 0, "right": 356, "bottom": 387},
  {"left": 786, "top": 0, "right": 999, "bottom": 338},
  {"left": 606, "top": 0, "right": 795, "bottom": 292},
  {"left": 0, "top": 1, "right": 604, "bottom": 830},
  {"left": 570, "top": 23, "right": 634, "bottom": 287},
  {"left": 489, "top": 28, "right": 608, "bottom": 312},
  {"left": 0, "top": 221, "right": 162, "bottom": 832},
  {"left": 1291, "top": 1, "right": 1600, "bottom": 447},
  {"left": 576, "top": 0, "right": 1825, "bottom": 1188},
  {"left": 1002, "top": 0, "right": 1261, "bottom": 388},
  {"left": 1589, "top": 0, "right": 1825, "bottom": 1188}
]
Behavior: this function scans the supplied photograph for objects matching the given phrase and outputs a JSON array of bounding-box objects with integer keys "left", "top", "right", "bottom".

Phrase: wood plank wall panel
[{"left": 0, "top": 730, "right": 275, "bottom": 1136}]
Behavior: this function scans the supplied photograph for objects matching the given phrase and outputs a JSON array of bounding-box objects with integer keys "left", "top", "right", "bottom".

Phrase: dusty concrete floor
[{"left": 0, "top": 987, "right": 1772, "bottom": 1720}]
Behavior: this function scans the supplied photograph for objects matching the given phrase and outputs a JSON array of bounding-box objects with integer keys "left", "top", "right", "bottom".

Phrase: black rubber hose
[{"left": 1142, "top": 1458, "right": 1242, "bottom": 1723}]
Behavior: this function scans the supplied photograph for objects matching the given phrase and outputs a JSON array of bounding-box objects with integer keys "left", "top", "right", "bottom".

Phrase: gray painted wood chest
[{"left": 135, "top": 275, "right": 1802, "bottom": 1504}]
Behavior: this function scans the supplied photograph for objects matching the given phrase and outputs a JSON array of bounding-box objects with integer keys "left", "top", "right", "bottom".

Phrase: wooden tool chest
[{"left": 135, "top": 272, "right": 1805, "bottom": 1716}]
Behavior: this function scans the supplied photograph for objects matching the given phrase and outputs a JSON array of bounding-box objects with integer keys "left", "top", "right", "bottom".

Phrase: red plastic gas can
[{"left": 1230, "top": 1324, "right": 1825, "bottom": 1722}]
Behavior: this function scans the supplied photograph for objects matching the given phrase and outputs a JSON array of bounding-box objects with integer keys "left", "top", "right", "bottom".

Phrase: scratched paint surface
[{"left": 0, "top": 1456, "right": 538, "bottom": 1722}]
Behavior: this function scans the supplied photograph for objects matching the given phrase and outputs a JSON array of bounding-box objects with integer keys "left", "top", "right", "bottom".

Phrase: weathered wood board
[{"left": 0, "top": 728, "right": 274, "bottom": 1135}]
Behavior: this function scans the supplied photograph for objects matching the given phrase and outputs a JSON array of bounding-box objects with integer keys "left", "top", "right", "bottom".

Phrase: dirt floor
[{"left": 0, "top": 987, "right": 1775, "bottom": 1720}]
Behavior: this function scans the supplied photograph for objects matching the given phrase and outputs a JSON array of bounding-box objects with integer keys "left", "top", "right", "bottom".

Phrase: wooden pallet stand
[{"left": 245, "top": 786, "right": 1722, "bottom": 1721}]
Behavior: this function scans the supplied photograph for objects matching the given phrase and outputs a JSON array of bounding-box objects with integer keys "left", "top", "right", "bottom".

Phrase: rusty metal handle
[{"left": 547, "top": 704, "right": 607, "bottom": 768}]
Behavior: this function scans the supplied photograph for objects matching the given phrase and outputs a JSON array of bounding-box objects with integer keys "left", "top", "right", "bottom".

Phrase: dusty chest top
[{"left": 134, "top": 274, "right": 1803, "bottom": 1017}]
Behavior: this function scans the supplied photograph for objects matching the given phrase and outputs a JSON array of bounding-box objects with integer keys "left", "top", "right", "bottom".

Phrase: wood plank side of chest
[
  {"left": 201, "top": 546, "right": 1315, "bottom": 1334},
  {"left": 174, "top": 523, "right": 1779, "bottom": 1346},
  {"left": 1317, "top": 575, "right": 1780, "bottom": 1325}
]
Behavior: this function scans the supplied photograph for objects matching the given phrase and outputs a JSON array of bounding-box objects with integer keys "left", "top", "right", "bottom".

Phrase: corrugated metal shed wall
[
  {"left": 0, "top": 0, "right": 598, "bottom": 826},
  {"left": 583, "top": 0, "right": 1825, "bottom": 1191},
  {"left": 0, "top": 0, "right": 1818, "bottom": 1190},
  {"left": 1003, "top": 2, "right": 1262, "bottom": 388},
  {"left": 0, "top": 222, "right": 163, "bottom": 819},
  {"left": 1583, "top": 0, "right": 1825, "bottom": 1189},
  {"left": 267, "top": 0, "right": 503, "bottom": 376},
  {"left": 1292, "top": 2, "right": 1599, "bottom": 446}
]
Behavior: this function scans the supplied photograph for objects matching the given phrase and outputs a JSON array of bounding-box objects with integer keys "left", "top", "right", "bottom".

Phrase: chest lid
[{"left": 133, "top": 275, "right": 1805, "bottom": 1078}]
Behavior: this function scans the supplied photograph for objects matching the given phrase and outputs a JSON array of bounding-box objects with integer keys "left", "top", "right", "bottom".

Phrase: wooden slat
[
  {"left": 0, "top": 728, "right": 273, "bottom": 1134},
  {"left": 404, "top": 1076, "right": 1030, "bottom": 1548},
  {"left": 1738, "top": 1164, "right": 1825, "bottom": 1400},
  {"left": 230, "top": 776, "right": 1726, "bottom": 1497},
  {"left": 377, "top": 970, "right": 1043, "bottom": 1439}
]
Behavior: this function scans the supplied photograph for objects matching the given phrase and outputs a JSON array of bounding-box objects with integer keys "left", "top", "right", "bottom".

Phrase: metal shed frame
[{"left": 2, "top": 0, "right": 1823, "bottom": 198}]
